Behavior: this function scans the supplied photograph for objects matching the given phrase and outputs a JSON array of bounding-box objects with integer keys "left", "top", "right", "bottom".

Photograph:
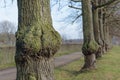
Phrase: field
[
  {"left": 0, "top": 47, "right": 15, "bottom": 69},
  {"left": 55, "top": 46, "right": 120, "bottom": 80},
  {"left": 55, "top": 44, "right": 81, "bottom": 57},
  {"left": 0, "top": 44, "right": 81, "bottom": 70}
]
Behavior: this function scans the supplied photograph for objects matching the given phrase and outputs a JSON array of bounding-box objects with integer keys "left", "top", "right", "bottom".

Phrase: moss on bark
[
  {"left": 28, "top": 73, "right": 36, "bottom": 80},
  {"left": 81, "top": 0, "right": 99, "bottom": 70},
  {"left": 92, "top": 0, "right": 103, "bottom": 58},
  {"left": 82, "top": 40, "right": 99, "bottom": 55},
  {"left": 16, "top": 0, "right": 61, "bottom": 80},
  {"left": 82, "top": 0, "right": 99, "bottom": 56},
  {"left": 16, "top": 22, "right": 61, "bottom": 57}
]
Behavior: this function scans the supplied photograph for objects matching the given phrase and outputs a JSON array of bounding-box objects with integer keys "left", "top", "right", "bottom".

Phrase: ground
[{"left": 55, "top": 46, "right": 120, "bottom": 80}]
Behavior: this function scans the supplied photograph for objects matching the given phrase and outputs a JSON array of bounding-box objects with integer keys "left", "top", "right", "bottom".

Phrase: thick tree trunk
[
  {"left": 15, "top": 57, "right": 54, "bottom": 80},
  {"left": 98, "top": 0, "right": 108, "bottom": 53},
  {"left": 106, "top": 19, "right": 112, "bottom": 50},
  {"left": 92, "top": 0, "right": 103, "bottom": 58},
  {"left": 98, "top": 8, "right": 106, "bottom": 54},
  {"left": 81, "top": 0, "right": 99, "bottom": 71},
  {"left": 102, "top": 0, "right": 112, "bottom": 52},
  {"left": 15, "top": 0, "right": 61, "bottom": 80},
  {"left": 103, "top": 8, "right": 110, "bottom": 52},
  {"left": 81, "top": 54, "right": 96, "bottom": 70}
]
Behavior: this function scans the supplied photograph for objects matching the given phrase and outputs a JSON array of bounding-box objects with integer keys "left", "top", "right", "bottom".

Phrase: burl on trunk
[{"left": 15, "top": 0, "right": 61, "bottom": 80}]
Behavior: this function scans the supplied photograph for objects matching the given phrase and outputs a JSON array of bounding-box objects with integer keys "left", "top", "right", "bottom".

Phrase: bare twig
[
  {"left": 72, "top": 13, "right": 82, "bottom": 23},
  {"left": 70, "top": 0, "right": 81, "bottom": 2},
  {"left": 96, "top": 0, "right": 120, "bottom": 9},
  {"left": 68, "top": 5, "right": 81, "bottom": 10}
]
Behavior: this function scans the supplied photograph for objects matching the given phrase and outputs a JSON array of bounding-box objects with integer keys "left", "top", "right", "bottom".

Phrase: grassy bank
[
  {"left": 55, "top": 44, "right": 81, "bottom": 57},
  {"left": 0, "top": 44, "right": 81, "bottom": 70},
  {"left": 0, "top": 47, "right": 15, "bottom": 69},
  {"left": 55, "top": 46, "right": 120, "bottom": 80}
]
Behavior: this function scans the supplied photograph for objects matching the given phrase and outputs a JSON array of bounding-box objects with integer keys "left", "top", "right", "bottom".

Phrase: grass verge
[
  {"left": 55, "top": 46, "right": 120, "bottom": 80},
  {"left": 55, "top": 44, "right": 81, "bottom": 57},
  {"left": 0, "top": 47, "right": 15, "bottom": 70},
  {"left": 0, "top": 63, "right": 15, "bottom": 70},
  {"left": 0, "top": 44, "right": 81, "bottom": 70}
]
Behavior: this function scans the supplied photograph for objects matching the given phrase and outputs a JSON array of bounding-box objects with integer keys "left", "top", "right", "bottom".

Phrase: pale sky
[{"left": 0, "top": 0, "right": 83, "bottom": 39}]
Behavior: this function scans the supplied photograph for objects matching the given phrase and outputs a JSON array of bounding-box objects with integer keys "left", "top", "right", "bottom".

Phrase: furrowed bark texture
[
  {"left": 98, "top": 8, "right": 106, "bottom": 53},
  {"left": 98, "top": 0, "right": 107, "bottom": 53},
  {"left": 81, "top": 0, "right": 99, "bottom": 71},
  {"left": 92, "top": 0, "right": 103, "bottom": 58},
  {"left": 103, "top": 8, "right": 109, "bottom": 51},
  {"left": 102, "top": 0, "right": 112, "bottom": 52},
  {"left": 15, "top": 0, "right": 61, "bottom": 80}
]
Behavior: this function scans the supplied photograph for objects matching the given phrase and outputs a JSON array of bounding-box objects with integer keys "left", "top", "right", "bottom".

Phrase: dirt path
[{"left": 0, "top": 52, "right": 82, "bottom": 80}]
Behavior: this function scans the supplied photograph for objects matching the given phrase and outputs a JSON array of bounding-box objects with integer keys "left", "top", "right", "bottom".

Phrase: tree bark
[
  {"left": 103, "top": 7, "right": 110, "bottom": 52},
  {"left": 98, "top": 7, "right": 106, "bottom": 53},
  {"left": 102, "top": 0, "right": 112, "bottom": 52},
  {"left": 97, "top": 0, "right": 107, "bottom": 53},
  {"left": 81, "top": 0, "right": 99, "bottom": 71},
  {"left": 82, "top": 54, "right": 96, "bottom": 70},
  {"left": 15, "top": 0, "right": 61, "bottom": 80},
  {"left": 92, "top": 0, "right": 103, "bottom": 58}
]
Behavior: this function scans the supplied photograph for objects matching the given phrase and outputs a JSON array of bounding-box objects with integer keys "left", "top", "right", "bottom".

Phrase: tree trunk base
[
  {"left": 15, "top": 56, "right": 54, "bottom": 80},
  {"left": 96, "top": 53, "right": 102, "bottom": 59},
  {"left": 96, "top": 47, "right": 103, "bottom": 59},
  {"left": 80, "top": 54, "right": 96, "bottom": 72}
]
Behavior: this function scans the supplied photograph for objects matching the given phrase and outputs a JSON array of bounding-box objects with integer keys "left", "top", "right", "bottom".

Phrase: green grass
[
  {"left": 0, "top": 63, "right": 15, "bottom": 70},
  {"left": 0, "top": 47, "right": 15, "bottom": 70},
  {"left": 0, "top": 44, "right": 81, "bottom": 70},
  {"left": 55, "top": 46, "right": 120, "bottom": 80},
  {"left": 55, "top": 44, "right": 81, "bottom": 57}
]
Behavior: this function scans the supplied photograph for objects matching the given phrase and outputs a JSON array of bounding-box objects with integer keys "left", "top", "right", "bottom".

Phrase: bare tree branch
[
  {"left": 3, "top": 0, "right": 6, "bottom": 7},
  {"left": 68, "top": 5, "right": 81, "bottom": 9},
  {"left": 70, "top": 0, "right": 81, "bottom": 2},
  {"left": 96, "top": 0, "right": 120, "bottom": 9},
  {"left": 72, "top": 13, "right": 82, "bottom": 23}
]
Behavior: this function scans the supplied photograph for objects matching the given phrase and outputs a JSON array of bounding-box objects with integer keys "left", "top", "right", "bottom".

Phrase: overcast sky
[{"left": 0, "top": 0, "right": 83, "bottom": 39}]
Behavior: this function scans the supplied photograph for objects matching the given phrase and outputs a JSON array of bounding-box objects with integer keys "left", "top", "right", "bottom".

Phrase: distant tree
[
  {"left": 97, "top": 0, "right": 120, "bottom": 52},
  {"left": 80, "top": 0, "right": 120, "bottom": 70},
  {"left": 61, "top": 34, "right": 68, "bottom": 41},
  {"left": 0, "top": 20, "right": 16, "bottom": 34},
  {"left": 0, "top": 20, "right": 16, "bottom": 45},
  {"left": 109, "top": 14, "right": 120, "bottom": 37},
  {"left": 15, "top": 0, "right": 61, "bottom": 80},
  {"left": 104, "top": 2, "right": 120, "bottom": 38}
]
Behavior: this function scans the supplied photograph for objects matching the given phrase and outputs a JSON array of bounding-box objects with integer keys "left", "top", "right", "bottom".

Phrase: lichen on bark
[
  {"left": 28, "top": 73, "right": 36, "bottom": 80},
  {"left": 16, "top": 22, "right": 42, "bottom": 54},
  {"left": 16, "top": 22, "right": 61, "bottom": 57},
  {"left": 92, "top": 0, "right": 103, "bottom": 58},
  {"left": 81, "top": 0, "right": 99, "bottom": 71},
  {"left": 15, "top": 0, "right": 61, "bottom": 80},
  {"left": 82, "top": 40, "right": 99, "bottom": 55}
]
